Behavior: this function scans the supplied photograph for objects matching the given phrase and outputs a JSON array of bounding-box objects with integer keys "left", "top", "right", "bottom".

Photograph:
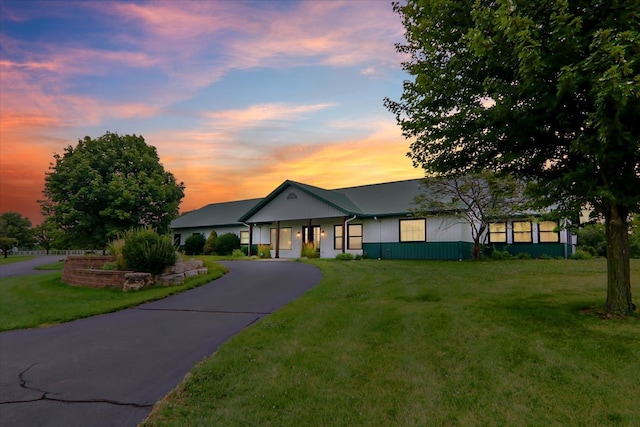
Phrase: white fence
[{"left": 13, "top": 250, "right": 93, "bottom": 256}]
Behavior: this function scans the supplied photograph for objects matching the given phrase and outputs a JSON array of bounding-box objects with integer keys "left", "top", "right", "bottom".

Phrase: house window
[
  {"left": 512, "top": 221, "right": 532, "bottom": 243},
  {"left": 489, "top": 222, "right": 507, "bottom": 243},
  {"left": 173, "top": 234, "right": 181, "bottom": 247},
  {"left": 348, "top": 224, "right": 363, "bottom": 250},
  {"left": 538, "top": 221, "right": 559, "bottom": 243},
  {"left": 400, "top": 219, "right": 426, "bottom": 242},
  {"left": 240, "top": 230, "right": 249, "bottom": 245},
  {"left": 334, "top": 225, "right": 343, "bottom": 250},
  {"left": 270, "top": 227, "right": 292, "bottom": 250}
]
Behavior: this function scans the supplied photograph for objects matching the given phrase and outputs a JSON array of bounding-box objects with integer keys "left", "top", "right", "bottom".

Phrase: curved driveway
[
  {"left": 0, "top": 255, "right": 66, "bottom": 278},
  {"left": 0, "top": 260, "right": 321, "bottom": 427}
]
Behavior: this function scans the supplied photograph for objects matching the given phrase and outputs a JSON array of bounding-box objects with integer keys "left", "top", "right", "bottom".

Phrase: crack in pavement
[
  {"left": 134, "top": 307, "right": 272, "bottom": 315},
  {"left": 0, "top": 363, "right": 152, "bottom": 408}
]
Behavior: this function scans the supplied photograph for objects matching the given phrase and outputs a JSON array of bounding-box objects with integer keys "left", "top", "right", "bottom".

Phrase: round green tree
[{"left": 40, "top": 132, "right": 185, "bottom": 250}]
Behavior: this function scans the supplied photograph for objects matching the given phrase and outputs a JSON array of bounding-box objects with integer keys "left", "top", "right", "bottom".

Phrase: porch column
[
  {"left": 248, "top": 224, "right": 253, "bottom": 256},
  {"left": 342, "top": 216, "right": 346, "bottom": 253},
  {"left": 275, "top": 221, "right": 280, "bottom": 259}
]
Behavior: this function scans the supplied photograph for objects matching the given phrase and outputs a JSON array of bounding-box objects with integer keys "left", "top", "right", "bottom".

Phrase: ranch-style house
[{"left": 170, "top": 178, "right": 577, "bottom": 260}]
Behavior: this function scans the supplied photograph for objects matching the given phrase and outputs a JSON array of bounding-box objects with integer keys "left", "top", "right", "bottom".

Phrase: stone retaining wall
[{"left": 61, "top": 255, "right": 208, "bottom": 290}]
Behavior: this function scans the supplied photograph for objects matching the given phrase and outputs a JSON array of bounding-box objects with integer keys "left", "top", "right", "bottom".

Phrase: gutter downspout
[{"left": 343, "top": 215, "right": 357, "bottom": 253}]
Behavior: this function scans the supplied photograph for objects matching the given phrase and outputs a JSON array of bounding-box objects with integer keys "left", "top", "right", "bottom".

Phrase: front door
[{"left": 302, "top": 225, "right": 321, "bottom": 250}]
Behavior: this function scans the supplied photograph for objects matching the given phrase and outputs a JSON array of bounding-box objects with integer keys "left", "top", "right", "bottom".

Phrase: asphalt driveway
[
  {"left": 0, "top": 260, "right": 322, "bottom": 427},
  {"left": 0, "top": 255, "right": 65, "bottom": 278}
]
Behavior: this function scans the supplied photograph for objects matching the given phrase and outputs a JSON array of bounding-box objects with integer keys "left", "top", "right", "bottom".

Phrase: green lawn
[
  {"left": 0, "top": 258, "right": 227, "bottom": 331},
  {"left": 142, "top": 258, "right": 640, "bottom": 427}
]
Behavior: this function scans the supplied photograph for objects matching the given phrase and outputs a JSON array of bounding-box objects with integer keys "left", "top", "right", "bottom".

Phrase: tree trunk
[{"left": 604, "top": 202, "right": 633, "bottom": 316}]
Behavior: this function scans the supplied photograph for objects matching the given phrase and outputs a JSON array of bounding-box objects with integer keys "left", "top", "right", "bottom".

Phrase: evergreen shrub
[
  {"left": 216, "top": 233, "right": 240, "bottom": 256},
  {"left": 184, "top": 233, "right": 206, "bottom": 255}
]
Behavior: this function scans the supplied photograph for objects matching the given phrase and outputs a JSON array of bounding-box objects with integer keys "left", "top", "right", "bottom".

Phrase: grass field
[
  {"left": 0, "top": 258, "right": 227, "bottom": 331},
  {"left": 142, "top": 258, "right": 640, "bottom": 427}
]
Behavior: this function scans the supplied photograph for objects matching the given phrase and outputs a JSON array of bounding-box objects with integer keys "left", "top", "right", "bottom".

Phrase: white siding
[{"left": 247, "top": 186, "right": 345, "bottom": 223}]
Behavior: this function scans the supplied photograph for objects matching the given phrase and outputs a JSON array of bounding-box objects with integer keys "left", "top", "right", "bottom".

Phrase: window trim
[
  {"left": 347, "top": 223, "right": 363, "bottom": 250},
  {"left": 399, "top": 218, "right": 426, "bottom": 243},
  {"left": 334, "top": 225, "right": 343, "bottom": 250},
  {"left": 269, "top": 227, "right": 292, "bottom": 250},
  {"left": 488, "top": 222, "right": 507, "bottom": 244},
  {"left": 538, "top": 220, "right": 560, "bottom": 243},
  {"left": 512, "top": 221, "right": 533, "bottom": 243}
]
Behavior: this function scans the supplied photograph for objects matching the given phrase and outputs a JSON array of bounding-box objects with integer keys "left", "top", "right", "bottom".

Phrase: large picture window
[
  {"left": 538, "top": 221, "right": 559, "bottom": 243},
  {"left": 489, "top": 222, "right": 507, "bottom": 243},
  {"left": 348, "top": 224, "right": 363, "bottom": 250},
  {"left": 270, "top": 227, "right": 292, "bottom": 250},
  {"left": 400, "top": 219, "right": 426, "bottom": 242},
  {"left": 334, "top": 225, "right": 343, "bottom": 250},
  {"left": 512, "top": 221, "right": 532, "bottom": 243}
]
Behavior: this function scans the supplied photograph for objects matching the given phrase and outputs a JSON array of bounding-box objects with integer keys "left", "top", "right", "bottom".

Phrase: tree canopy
[
  {"left": 40, "top": 132, "right": 185, "bottom": 250},
  {"left": 385, "top": 0, "right": 639, "bottom": 314},
  {"left": 0, "top": 211, "right": 34, "bottom": 250}
]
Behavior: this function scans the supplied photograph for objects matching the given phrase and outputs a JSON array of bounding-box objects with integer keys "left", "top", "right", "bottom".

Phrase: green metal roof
[
  {"left": 337, "top": 179, "right": 424, "bottom": 217},
  {"left": 173, "top": 179, "right": 426, "bottom": 230},
  {"left": 237, "top": 178, "right": 423, "bottom": 222},
  {"left": 171, "top": 198, "right": 262, "bottom": 229}
]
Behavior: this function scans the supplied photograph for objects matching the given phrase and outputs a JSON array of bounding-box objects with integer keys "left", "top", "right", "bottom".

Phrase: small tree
[
  {"left": 34, "top": 219, "right": 61, "bottom": 254},
  {"left": 184, "top": 234, "right": 206, "bottom": 256},
  {"left": 215, "top": 233, "right": 240, "bottom": 256},
  {"left": 0, "top": 211, "right": 34, "bottom": 250},
  {"left": 0, "top": 237, "right": 18, "bottom": 258},
  {"left": 413, "top": 171, "right": 528, "bottom": 260},
  {"left": 203, "top": 231, "right": 218, "bottom": 255}
]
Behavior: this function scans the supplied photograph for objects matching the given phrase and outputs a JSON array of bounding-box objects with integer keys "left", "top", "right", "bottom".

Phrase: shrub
[
  {"left": 184, "top": 233, "right": 206, "bottom": 256},
  {"left": 101, "top": 261, "right": 118, "bottom": 270},
  {"left": 232, "top": 249, "right": 246, "bottom": 258},
  {"left": 576, "top": 223, "right": 606, "bottom": 256},
  {"left": 257, "top": 244, "right": 271, "bottom": 258},
  {"left": 515, "top": 252, "right": 532, "bottom": 260},
  {"left": 216, "top": 233, "right": 240, "bottom": 256},
  {"left": 301, "top": 242, "right": 319, "bottom": 258},
  {"left": 491, "top": 248, "right": 512, "bottom": 260},
  {"left": 578, "top": 245, "right": 598, "bottom": 257},
  {"left": 336, "top": 252, "right": 354, "bottom": 261},
  {"left": 121, "top": 227, "right": 177, "bottom": 275},
  {"left": 106, "top": 238, "right": 126, "bottom": 269},
  {"left": 537, "top": 253, "right": 553, "bottom": 260},
  {"left": 570, "top": 249, "right": 593, "bottom": 260},
  {"left": 203, "top": 231, "right": 217, "bottom": 255}
]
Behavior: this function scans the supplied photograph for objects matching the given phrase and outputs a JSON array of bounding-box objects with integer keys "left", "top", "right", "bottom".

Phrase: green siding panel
[
  {"left": 363, "top": 242, "right": 475, "bottom": 260},
  {"left": 489, "top": 243, "right": 570, "bottom": 259}
]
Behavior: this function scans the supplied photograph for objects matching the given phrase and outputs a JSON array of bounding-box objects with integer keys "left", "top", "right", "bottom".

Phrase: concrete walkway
[{"left": 0, "top": 260, "right": 322, "bottom": 426}]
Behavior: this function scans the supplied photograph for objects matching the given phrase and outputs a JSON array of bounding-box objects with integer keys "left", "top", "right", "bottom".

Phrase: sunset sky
[{"left": 0, "top": 0, "right": 421, "bottom": 225}]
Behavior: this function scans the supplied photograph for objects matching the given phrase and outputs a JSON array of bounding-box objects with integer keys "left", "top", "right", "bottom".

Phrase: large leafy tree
[
  {"left": 386, "top": 0, "right": 640, "bottom": 315},
  {"left": 0, "top": 211, "right": 34, "bottom": 256},
  {"left": 413, "top": 171, "right": 528, "bottom": 260},
  {"left": 40, "top": 132, "right": 185, "bottom": 250}
]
